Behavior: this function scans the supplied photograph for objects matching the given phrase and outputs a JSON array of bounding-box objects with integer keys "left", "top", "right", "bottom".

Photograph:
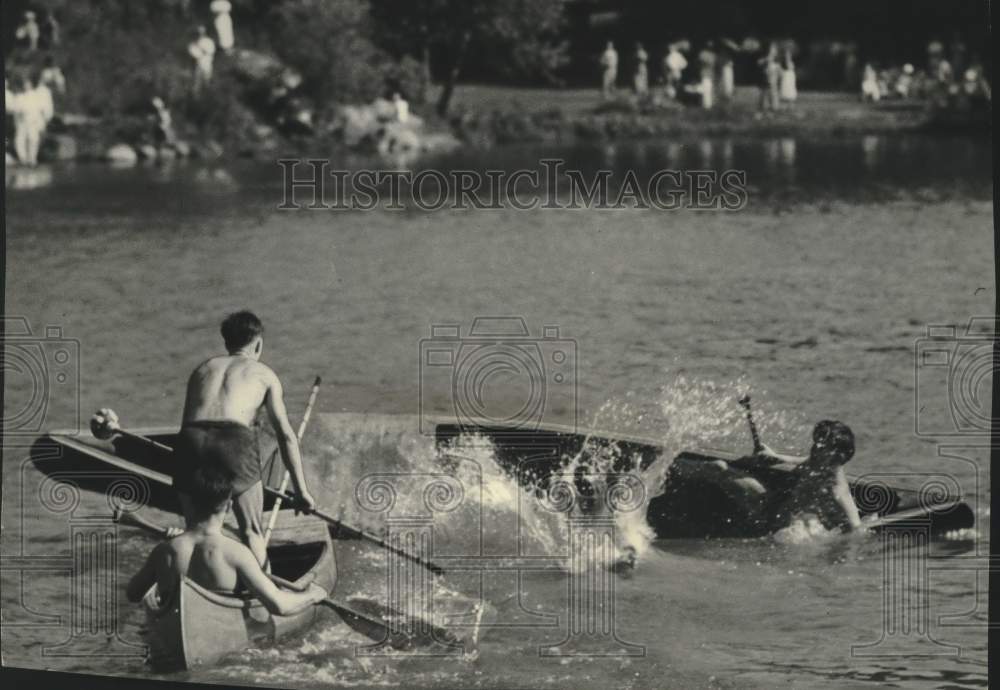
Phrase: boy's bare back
[
  {"left": 182, "top": 355, "right": 276, "bottom": 427},
  {"left": 151, "top": 532, "right": 248, "bottom": 599}
]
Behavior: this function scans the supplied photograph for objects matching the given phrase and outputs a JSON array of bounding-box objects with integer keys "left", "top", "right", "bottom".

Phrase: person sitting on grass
[{"left": 126, "top": 461, "right": 327, "bottom": 613}]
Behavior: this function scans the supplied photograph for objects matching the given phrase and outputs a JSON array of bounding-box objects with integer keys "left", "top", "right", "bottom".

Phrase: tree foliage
[{"left": 369, "top": 0, "right": 567, "bottom": 114}]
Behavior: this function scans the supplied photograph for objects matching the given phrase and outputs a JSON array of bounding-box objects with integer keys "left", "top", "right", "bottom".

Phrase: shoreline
[{"left": 10, "top": 85, "right": 989, "bottom": 170}]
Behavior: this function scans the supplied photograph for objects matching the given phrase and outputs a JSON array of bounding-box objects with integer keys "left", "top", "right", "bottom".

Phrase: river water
[{"left": 2, "top": 132, "right": 993, "bottom": 688}]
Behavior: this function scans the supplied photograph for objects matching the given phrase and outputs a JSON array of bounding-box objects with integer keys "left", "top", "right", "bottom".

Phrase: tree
[
  {"left": 370, "top": 0, "right": 567, "bottom": 115},
  {"left": 268, "top": 0, "right": 385, "bottom": 105}
]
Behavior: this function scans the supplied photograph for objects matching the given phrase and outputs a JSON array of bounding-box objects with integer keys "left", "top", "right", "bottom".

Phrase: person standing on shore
[
  {"left": 698, "top": 41, "right": 717, "bottom": 109},
  {"left": 861, "top": 63, "right": 880, "bottom": 102},
  {"left": 779, "top": 45, "right": 797, "bottom": 108},
  {"left": 895, "top": 64, "right": 915, "bottom": 99},
  {"left": 758, "top": 42, "right": 782, "bottom": 112},
  {"left": 16, "top": 11, "right": 41, "bottom": 52},
  {"left": 188, "top": 26, "right": 217, "bottom": 95},
  {"left": 40, "top": 56, "right": 66, "bottom": 96},
  {"left": 175, "top": 311, "right": 317, "bottom": 568},
  {"left": 664, "top": 43, "right": 687, "bottom": 99},
  {"left": 634, "top": 43, "right": 649, "bottom": 97},
  {"left": 210, "top": 0, "right": 235, "bottom": 53},
  {"left": 600, "top": 41, "right": 619, "bottom": 99},
  {"left": 717, "top": 40, "right": 737, "bottom": 103},
  {"left": 10, "top": 76, "right": 48, "bottom": 166},
  {"left": 151, "top": 97, "right": 178, "bottom": 149},
  {"left": 393, "top": 92, "right": 410, "bottom": 123},
  {"left": 40, "top": 10, "right": 60, "bottom": 50}
]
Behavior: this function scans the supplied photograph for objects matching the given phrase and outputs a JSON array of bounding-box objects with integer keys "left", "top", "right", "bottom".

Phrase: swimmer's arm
[
  {"left": 263, "top": 370, "right": 313, "bottom": 508},
  {"left": 230, "top": 544, "right": 326, "bottom": 616},
  {"left": 731, "top": 446, "right": 803, "bottom": 471},
  {"left": 834, "top": 474, "right": 862, "bottom": 531},
  {"left": 126, "top": 543, "right": 163, "bottom": 602}
]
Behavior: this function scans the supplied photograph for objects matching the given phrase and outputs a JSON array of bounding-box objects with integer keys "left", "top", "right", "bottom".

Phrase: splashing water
[{"left": 297, "top": 375, "right": 812, "bottom": 576}]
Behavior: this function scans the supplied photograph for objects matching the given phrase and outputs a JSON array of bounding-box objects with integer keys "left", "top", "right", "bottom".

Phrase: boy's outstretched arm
[{"left": 230, "top": 542, "right": 326, "bottom": 616}]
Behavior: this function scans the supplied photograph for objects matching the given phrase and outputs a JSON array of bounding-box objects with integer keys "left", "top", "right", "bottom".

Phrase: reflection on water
[
  {"left": 10, "top": 133, "right": 990, "bottom": 205},
  {"left": 5, "top": 163, "right": 54, "bottom": 190}
]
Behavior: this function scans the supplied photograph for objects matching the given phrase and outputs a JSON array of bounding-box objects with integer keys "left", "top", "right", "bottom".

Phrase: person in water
[
  {"left": 689, "top": 420, "right": 862, "bottom": 533},
  {"left": 126, "top": 461, "right": 327, "bottom": 612},
  {"left": 758, "top": 420, "right": 862, "bottom": 532},
  {"left": 175, "top": 310, "right": 316, "bottom": 568}
]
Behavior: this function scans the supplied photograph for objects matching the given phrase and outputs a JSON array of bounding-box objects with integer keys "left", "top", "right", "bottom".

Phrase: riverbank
[
  {"left": 10, "top": 83, "right": 988, "bottom": 170},
  {"left": 442, "top": 84, "right": 990, "bottom": 147}
]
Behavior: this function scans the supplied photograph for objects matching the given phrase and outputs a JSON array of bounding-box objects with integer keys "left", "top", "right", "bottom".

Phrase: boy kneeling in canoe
[{"left": 126, "top": 461, "right": 327, "bottom": 614}]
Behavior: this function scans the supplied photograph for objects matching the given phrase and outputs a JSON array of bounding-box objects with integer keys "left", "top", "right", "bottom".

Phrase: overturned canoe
[
  {"left": 647, "top": 450, "right": 976, "bottom": 539},
  {"left": 143, "top": 526, "right": 337, "bottom": 671}
]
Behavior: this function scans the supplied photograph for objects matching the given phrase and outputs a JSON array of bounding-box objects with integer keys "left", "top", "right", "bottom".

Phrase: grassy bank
[{"left": 439, "top": 84, "right": 986, "bottom": 147}]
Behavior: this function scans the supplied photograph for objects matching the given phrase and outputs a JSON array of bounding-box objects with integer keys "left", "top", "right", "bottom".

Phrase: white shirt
[
  {"left": 666, "top": 50, "right": 687, "bottom": 74},
  {"left": 211, "top": 1, "right": 234, "bottom": 50},
  {"left": 394, "top": 97, "right": 410, "bottom": 123},
  {"left": 189, "top": 36, "right": 216, "bottom": 72}
]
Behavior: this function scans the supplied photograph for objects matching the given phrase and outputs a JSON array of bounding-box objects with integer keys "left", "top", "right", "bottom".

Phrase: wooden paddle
[
  {"left": 95, "top": 418, "right": 444, "bottom": 574},
  {"left": 262, "top": 486, "right": 444, "bottom": 574},
  {"left": 262, "top": 376, "right": 323, "bottom": 546},
  {"left": 737, "top": 394, "right": 764, "bottom": 454},
  {"left": 111, "top": 509, "right": 463, "bottom": 648}
]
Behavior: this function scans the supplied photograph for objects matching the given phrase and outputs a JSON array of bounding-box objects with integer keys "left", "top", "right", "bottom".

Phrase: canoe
[
  {"left": 37, "top": 422, "right": 497, "bottom": 651},
  {"left": 37, "top": 414, "right": 973, "bottom": 543},
  {"left": 32, "top": 426, "right": 289, "bottom": 515},
  {"left": 143, "top": 524, "right": 337, "bottom": 671},
  {"left": 647, "top": 449, "right": 976, "bottom": 539}
]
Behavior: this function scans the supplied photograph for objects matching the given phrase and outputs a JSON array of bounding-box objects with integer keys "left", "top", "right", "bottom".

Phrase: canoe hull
[{"left": 143, "top": 526, "right": 337, "bottom": 671}]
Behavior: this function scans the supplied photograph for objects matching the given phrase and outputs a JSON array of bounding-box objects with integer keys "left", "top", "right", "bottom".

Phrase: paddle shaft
[
  {"left": 113, "top": 507, "right": 173, "bottom": 538},
  {"left": 738, "top": 395, "right": 764, "bottom": 454},
  {"left": 107, "top": 425, "right": 443, "bottom": 574},
  {"left": 263, "top": 376, "right": 322, "bottom": 546},
  {"left": 263, "top": 486, "right": 443, "bottom": 574}
]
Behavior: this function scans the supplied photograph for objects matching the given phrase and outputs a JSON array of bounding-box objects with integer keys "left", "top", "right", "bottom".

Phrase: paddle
[
  {"left": 737, "top": 394, "right": 764, "bottom": 454},
  {"left": 263, "top": 376, "right": 323, "bottom": 546},
  {"left": 113, "top": 506, "right": 173, "bottom": 538},
  {"left": 262, "top": 486, "right": 444, "bottom": 574},
  {"left": 111, "top": 509, "right": 464, "bottom": 648},
  {"left": 93, "top": 416, "right": 444, "bottom": 574}
]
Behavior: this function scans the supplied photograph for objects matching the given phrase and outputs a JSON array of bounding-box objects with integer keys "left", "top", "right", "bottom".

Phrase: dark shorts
[{"left": 173, "top": 420, "right": 261, "bottom": 497}]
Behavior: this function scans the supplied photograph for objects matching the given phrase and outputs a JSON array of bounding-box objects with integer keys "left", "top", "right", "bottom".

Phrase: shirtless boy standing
[{"left": 175, "top": 311, "right": 316, "bottom": 567}]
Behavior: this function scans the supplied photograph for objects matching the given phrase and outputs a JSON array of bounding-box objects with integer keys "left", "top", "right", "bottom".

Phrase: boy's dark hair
[
  {"left": 188, "top": 461, "right": 235, "bottom": 513},
  {"left": 812, "top": 420, "right": 855, "bottom": 464},
  {"left": 220, "top": 311, "right": 263, "bottom": 352}
]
